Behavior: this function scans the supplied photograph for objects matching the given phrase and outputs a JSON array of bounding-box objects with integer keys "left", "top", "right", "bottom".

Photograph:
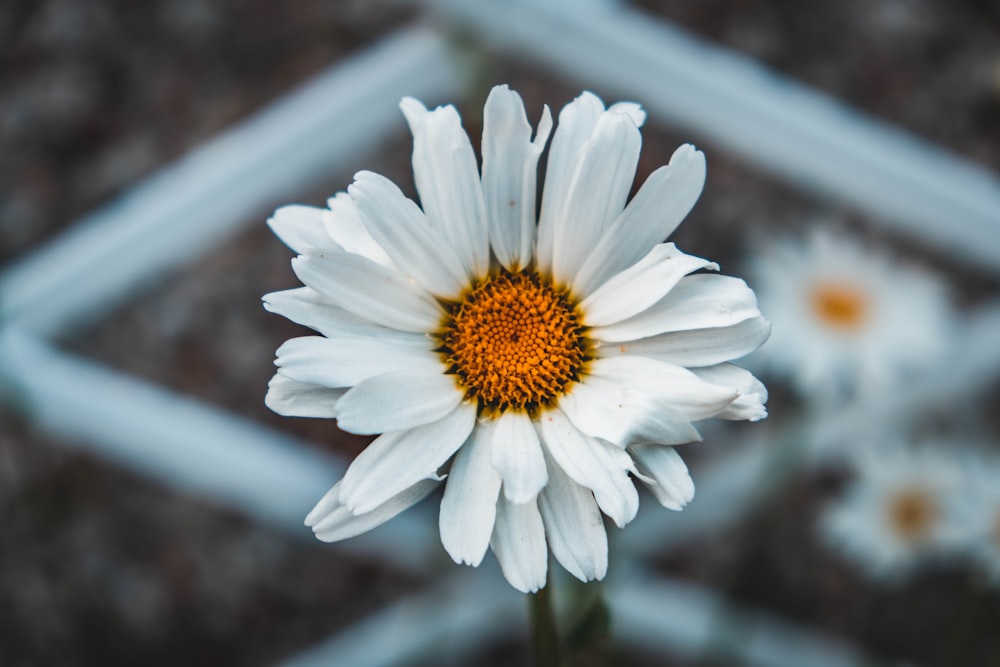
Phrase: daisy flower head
[
  {"left": 749, "top": 226, "right": 952, "bottom": 403},
  {"left": 264, "top": 85, "right": 769, "bottom": 593},
  {"left": 820, "top": 443, "right": 962, "bottom": 581}
]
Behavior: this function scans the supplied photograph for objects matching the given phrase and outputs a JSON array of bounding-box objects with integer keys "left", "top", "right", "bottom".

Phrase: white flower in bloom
[
  {"left": 264, "top": 85, "right": 769, "bottom": 592},
  {"left": 820, "top": 444, "right": 961, "bottom": 580},
  {"left": 749, "top": 227, "right": 951, "bottom": 402}
]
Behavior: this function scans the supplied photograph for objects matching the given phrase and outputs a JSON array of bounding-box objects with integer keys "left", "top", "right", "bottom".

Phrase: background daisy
[
  {"left": 749, "top": 226, "right": 953, "bottom": 404},
  {"left": 949, "top": 453, "right": 1000, "bottom": 584},
  {"left": 820, "top": 444, "right": 963, "bottom": 581}
]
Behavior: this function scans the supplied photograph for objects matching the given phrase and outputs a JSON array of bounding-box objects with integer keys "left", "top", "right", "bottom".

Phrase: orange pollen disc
[
  {"left": 810, "top": 283, "right": 868, "bottom": 329},
  {"left": 886, "top": 487, "right": 936, "bottom": 542},
  {"left": 438, "top": 270, "right": 587, "bottom": 413}
]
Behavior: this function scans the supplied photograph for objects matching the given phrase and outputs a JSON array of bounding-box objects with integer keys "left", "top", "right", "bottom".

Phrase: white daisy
[
  {"left": 948, "top": 453, "right": 1000, "bottom": 583},
  {"left": 820, "top": 444, "right": 962, "bottom": 580},
  {"left": 264, "top": 85, "right": 769, "bottom": 592},
  {"left": 749, "top": 227, "right": 952, "bottom": 403}
]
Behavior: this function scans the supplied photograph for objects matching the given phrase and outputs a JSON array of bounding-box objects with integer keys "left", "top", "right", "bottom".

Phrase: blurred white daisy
[
  {"left": 749, "top": 227, "right": 951, "bottom": 402},
  {"left": 820, "top": 444, "right": 962, "bottom": 580},
  {"left": 949, "top": 453, "right": 1000, "bottom": 583},
  {"left": 264, "top": 85, "right": 769, "bottom": 592}
]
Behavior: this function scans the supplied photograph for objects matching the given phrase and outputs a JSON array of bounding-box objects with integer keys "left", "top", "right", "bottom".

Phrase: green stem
[{"left": 529, "top": 573, "right": 561, "bottom": 667}]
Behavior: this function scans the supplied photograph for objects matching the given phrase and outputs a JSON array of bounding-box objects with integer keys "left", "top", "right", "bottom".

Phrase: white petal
[
  {"left": 263, "top": 287, "right": 340, "bottom": 336},
  {"left": 263, "top": 287, "right": 424, "bottom": 344},
  {"left": 629, "top": 444, "right": 694, "bottom": 510},
  {"left": 305, "top": 481, "right": 343, "bottom": 527},
  {"left": 481, "top": 85, "right": 552, "bottom": 271},
  {"left": 267, "top": 205, "right": 340, "bottom": 254},
  {"left": 349, "top": 171, "right": 469, "bottom": 299},
  {"left": 490, "top": 495, "right": 547, "bottom": 593},
  {"left": 400, "top": 98, "right": 489, "bottom": 278},
  {"left": 609, "top": 315, "right": 772, "bottom": 367},
  {"left": 590, "top": 274, "right": 760, "bottom": 342},
  {"left": 608, "top": 101, "right": 646, "bottom": 126},
  {"left": 265, "top": 373, "right": 344, "bottom": 418},
  {"left": 557, "top": 377, "right": 635, "bottom": 445},
  {"left": 439, "top": 421, "right": 502, "bottom": 566},
  {"left": 292, "top": 250, "right": 443, "bottom": 333},
  {"left": 492, "top": 411, "right": 548, "bottom": 504},
  {"left": 538, "top": 408, "right": 639, "bottom": 527},
  {"left": 310, "top": 479, "right": 439, "bottom": 542},
  {"left": 538, "top": 454, "right": 608, "bottom": 582},
  {"left": 690, "top": 363, "right": 768, "bottom": 422},
  {"left": 558, "top": 374, "right": 703, "bottom": 447},
  {"left": 338, "top": 402, "right": 476, "bottom": 514},
  {"left": 573, "top": 144, "right": 706, "bottom": 296},
  {"left": 325, "top": 192, "right": 393, "bottom": 267},
  {"left": 536, "top": 91, "right": 606, "bottom": 274},
  {"left": 580, "top": 243, "right": 717, "bottom": 327},
  {"left": 557, "top": 354, "right": 736, "bottom": 446},
  {"left": 274, "top": 335, "right": 438, "bottom": 389},
  {"left": 334, "top": 371, "right": 464, "bottom": 434},
  {"left": 546, "top": 111, "right": 643, "bottom": 286},
  {"left": 589, "top": 356, "right": 737, "bottom": 421}
]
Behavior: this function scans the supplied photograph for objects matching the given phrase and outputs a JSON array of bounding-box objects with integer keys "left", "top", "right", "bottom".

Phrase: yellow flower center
[
  {"left": 438, "top": 270, "right": 588, "bottom": 415},
  {"left": 886, "top": 487, "right": 936, "bottom": 543},
  {"left": 810, "top": 282, "right": 868, "bottom": 329}
]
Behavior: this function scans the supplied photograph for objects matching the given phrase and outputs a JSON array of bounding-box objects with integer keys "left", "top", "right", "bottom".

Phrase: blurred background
[{"left": 2, "top": 0, "right": 999, "bottom": 665}]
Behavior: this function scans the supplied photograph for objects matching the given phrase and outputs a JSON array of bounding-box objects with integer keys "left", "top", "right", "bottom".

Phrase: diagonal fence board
[
  {"left": 0, "top": 27, "right": 462, "bottom": 337},
  {"left": 417, "top": 0, "right": 1000, "bottom": 274},
  {"left": 274, "top": 569, "right": 524, "bottom": 667},
  {"left": 0, "top": 328, "right": 439, "bottom": 573},
  {"left": 610, "top": 569, "right": 883, "bottom": 667}
]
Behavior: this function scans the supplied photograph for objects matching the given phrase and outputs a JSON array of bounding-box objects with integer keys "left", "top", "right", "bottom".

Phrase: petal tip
[{"left": 399, "top": 96, "right": 427, "bottom": 120}]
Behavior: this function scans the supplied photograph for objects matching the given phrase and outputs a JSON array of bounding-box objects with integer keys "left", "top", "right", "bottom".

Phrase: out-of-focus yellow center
[
  {"left": 810, "top": 283, "right": 868, "bottom": 329},
  {"left": 887, "top": 487, "right": 936, "bottom": 542},
  {"left": 439, "top": 270, "right": 586, "bottom": 414}
]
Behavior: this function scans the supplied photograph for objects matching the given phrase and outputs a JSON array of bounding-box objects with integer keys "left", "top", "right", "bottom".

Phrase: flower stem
[{"left": 529, "top": 574, "right": 561, "bottom": 667}]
